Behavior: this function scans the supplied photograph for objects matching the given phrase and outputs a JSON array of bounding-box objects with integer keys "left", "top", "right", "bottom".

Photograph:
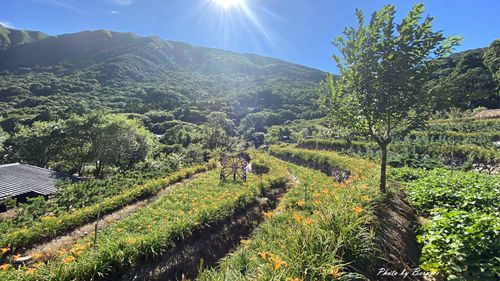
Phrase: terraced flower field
[
  {"left": 1, "top": 135, "right": 497, "bottom": 280},
  {"left": 0, "top": 153, "right": 288, "bottom": 280},
  {"left": 200, "top": 146, "right": 382, "bottom": 280}
]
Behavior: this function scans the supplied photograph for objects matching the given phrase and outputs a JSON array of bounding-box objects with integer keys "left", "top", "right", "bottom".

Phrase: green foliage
[
  {"left": 0, "top": 127, "right": 8, "bottom": 154},
  {"left": 302, "top": 138, "right": 499, "bottom": 170},
  {"left": 319, "top": 3, "right": 460, "bottom": 191},
  {"left": 394, "top": 168, "right": 500, "bottom": 280},
  {"left": 404, "top": 169, "right": 499, "bottom": 215},
  {"left": 430, "top": 47, "right": 499, "bottom": 109},
  {"left": 418, "top": 210, "right": 499, "bottom": 281},
  {"left": 7, "top": 113, "right": 154, "bottom": 177},
  {"left": 483, "top": 39, "right": 500, "bottom": 88}
]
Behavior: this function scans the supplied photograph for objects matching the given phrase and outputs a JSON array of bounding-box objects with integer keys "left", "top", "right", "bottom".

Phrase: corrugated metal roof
[{"left": 0, "top": 163, "right": 67, "bottom": 200}]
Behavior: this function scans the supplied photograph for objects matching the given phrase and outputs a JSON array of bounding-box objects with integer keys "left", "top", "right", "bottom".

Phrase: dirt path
[{"left": 23, "top": 173, "right": 204, "bottom": 263}]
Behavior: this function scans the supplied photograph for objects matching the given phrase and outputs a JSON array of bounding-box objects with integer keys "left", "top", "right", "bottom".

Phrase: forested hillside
[{"left": 0, "top": 25, "right": 498, "bottom": 175}]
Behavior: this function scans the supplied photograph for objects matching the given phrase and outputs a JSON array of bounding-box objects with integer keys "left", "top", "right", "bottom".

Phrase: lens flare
[{"left": 213, "top": 0, "right": 244, "bottom": 9}]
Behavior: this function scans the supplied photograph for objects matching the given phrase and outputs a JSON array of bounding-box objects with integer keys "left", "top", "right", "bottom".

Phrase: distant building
[
  {"left": 474, "top": 109, "right": 500, "bottom": 119},
  {"left": 0, "top": 163, "right": 70, "bottom": 208}
]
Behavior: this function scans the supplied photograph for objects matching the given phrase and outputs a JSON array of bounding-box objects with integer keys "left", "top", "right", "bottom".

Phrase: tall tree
[
  {"left": 0, "top": 127, "right": 8, "bottom": 155},
  {"left": 90, "top": 114, "right": 153, "bottom": 178},
  {"left": 319, "top": 4, "right": 460, "bottom": 192},
  {"left": 483, "top": 39, "right": 500, "bottom": 88}
]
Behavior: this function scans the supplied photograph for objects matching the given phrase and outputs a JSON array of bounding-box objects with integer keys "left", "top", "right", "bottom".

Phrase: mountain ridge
[{"left": 0, "top": 27, "right": 325, "bottom": 83}]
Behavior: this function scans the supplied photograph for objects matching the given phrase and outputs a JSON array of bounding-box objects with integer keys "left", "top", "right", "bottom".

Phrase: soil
[
  {"left": 369, "top": 190, "right": 423, "bottom": 281},
  {"left": 119, "top": 178, "right": 292, "bottom": 281}
]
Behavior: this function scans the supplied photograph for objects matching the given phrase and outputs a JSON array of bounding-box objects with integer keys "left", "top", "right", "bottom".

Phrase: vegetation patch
[
  {"left": 298, "top": 138, "right": 499, "bottom": 171},
  {"left": 0, "top": 164, "right": 208, "bottom": 255},
  {"left": 201, "top": 146, "right": 422, "bottom": 280},
  {"left": 0, "top": 153, "right": 287, "bottom": 280},
  {"left": 393, "top": 167, "right": 500, "bottom": 280}
]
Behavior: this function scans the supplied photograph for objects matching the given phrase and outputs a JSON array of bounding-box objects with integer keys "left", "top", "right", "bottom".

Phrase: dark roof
[{"left": 0, "top": 163, "right": 68, "bottom": 200}]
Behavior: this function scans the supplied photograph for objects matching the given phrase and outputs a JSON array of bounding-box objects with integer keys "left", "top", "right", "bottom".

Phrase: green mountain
[
  {"left": 0, "top": 28, "right": 326, "bottom": 133},
  {"left": 0, "top": 24, "right": 47, "bottom": 50},
  {"left": 0, "top": 27, "right": 497, "bottom": 136},
  {"left": 0, "top": 29, "right": 323, "bottom": 82}
]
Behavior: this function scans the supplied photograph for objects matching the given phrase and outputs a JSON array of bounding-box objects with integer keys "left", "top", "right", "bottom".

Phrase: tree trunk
[{"left": 380, "top": 144, "right": 388, "bottom": 193}]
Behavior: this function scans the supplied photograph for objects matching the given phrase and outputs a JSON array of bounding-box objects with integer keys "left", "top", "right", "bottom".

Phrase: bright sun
[{"left": 213, "top": 0, "right": 244, "bottom": 9}]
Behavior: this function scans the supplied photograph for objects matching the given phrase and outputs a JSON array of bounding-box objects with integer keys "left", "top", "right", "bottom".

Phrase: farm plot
[
  {"left": 392, "top": 167, "right": 500, "bottom": 280},
  {"left": 0, "top": 153, "right": 288, "bottom": 281},
  {"left": 200, "top": 146, "right": 406, "bottom": 280},
  {"left": 0, "top": 164, "right": 208, "bottom": 261}
]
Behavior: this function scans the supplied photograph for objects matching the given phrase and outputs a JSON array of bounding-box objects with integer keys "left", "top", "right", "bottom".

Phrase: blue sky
[{"left": 1, "top": 0, "right": 499, "bottom": 72}]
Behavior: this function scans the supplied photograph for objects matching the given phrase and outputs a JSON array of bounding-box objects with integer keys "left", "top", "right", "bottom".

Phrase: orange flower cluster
[
  {"left": 62, "top": 256, "right": 75, "bottom": 264},
  {"left": 263, "top": 211, "right": 273, "bottom": 219},
  {"left": 296, "top": 200, "right": 306, "bottom": 207},
  {"left": 0, "top": 263, "right": 12, "bottom": 271},
  {"left": 328, "top": 265, "right": 342, "bottom": 277}
]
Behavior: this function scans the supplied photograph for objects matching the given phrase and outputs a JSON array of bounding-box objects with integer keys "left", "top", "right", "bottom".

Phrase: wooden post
[{"left": 94, "top": 212, "right": 100, "bottom": 250}]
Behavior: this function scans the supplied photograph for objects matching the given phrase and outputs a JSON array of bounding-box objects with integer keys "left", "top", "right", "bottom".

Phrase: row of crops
[
  {"left": 298, "top": 118, "right": 500, "bottom": 170},
  {"left": 392, "top": 167, "right": 500, "bottom": 280},
  {"left": 200, "top": 145, "right": 381, "bottom": 280},
  {"left": 0, "top": 153, "right": 289, "bottom": 280},
  {"left": 0, "top": 164, "right": 208, "bottom": 256}
]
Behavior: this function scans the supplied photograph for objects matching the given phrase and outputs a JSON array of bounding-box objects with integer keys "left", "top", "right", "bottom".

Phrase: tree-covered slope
[
  {"left": 0, "top": 24, "right": 47, "bottom": 50},
  {"left": 0, "top": 29, "right": 323, "bottom": 81},
  {"left": 0, "top": 28, "right": 327, "bottom": 135},
  {"left": 428, "top": 43, "right": 499, "bottom": 108}
]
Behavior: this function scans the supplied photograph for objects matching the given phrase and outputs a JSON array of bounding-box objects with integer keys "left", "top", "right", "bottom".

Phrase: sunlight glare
[{"left": 213, "top": 0, "right": 244, "bottom": 9}]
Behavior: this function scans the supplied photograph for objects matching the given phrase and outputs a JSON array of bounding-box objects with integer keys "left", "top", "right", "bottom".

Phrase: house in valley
[{"left": 0, "top": 163, "right": 70, "bottom": 211}]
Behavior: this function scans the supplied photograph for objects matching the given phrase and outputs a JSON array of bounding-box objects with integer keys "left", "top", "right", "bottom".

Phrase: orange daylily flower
[
  {"left": 0, "top": 264, "right": 12, "bottom": 271},
  {"left": 353, "top": 206, "right": 363, "bottom": 214},
  {"left": 329, "top": 265, "right": 341, "bottom": 277},
  {"left": 305, "top": 218, "right": 314, "bottom": 225},
  {"left": 296, "top": 200, "right": 305, "bottom": 207},
  {"left": 292, "top": 212, "right": 303, "bottom": 223},
  {"left": 0, "top": 247, "right": 9, "bottom": 254},
  {"left": 362, "top": 195, "right": 370, "bottom": 202},
  {"left": 259, "top": 251, "right": 267, "bottom": 260},
  {"left": 271, "top": 256, "right": 287, "bottom": 270},
  {"left": 26, "top": 267, "right": 36, "bottom": 274},
  {"left": 263, "top": 211, "right": 273, "bottom": 219},
  {"left": 62, "top": 256, "right": 75, "bottom": 264}
]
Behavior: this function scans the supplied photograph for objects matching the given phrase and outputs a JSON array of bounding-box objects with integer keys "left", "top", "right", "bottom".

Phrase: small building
[{"left": 0, "top": 163, "right": 69, "bottom": 209}]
